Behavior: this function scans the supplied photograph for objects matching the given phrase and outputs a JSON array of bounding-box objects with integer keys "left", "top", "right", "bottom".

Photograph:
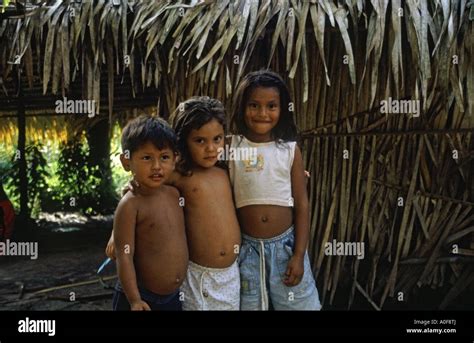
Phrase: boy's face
[
  {"left": 120, "top": 141, "right": 176, "bottom": 189},
  {"left": 186, "top": 119, "right": 224, "bottom": 169}
]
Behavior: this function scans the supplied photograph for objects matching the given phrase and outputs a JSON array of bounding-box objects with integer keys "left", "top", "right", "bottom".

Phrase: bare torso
[
  {"left": 237, "top": 205, "right": 293, "bottom": 239},
  {"left": 130, "top": 186, "right": 188, "bottom": 294},
  {"left": 173, "top": 167, "right": 241, "bottom": 268}
]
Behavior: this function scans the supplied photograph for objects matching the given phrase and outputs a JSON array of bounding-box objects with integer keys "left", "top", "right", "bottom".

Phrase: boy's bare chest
[{"left": 135, "top": 199, "right": 180, "bottom": 229}]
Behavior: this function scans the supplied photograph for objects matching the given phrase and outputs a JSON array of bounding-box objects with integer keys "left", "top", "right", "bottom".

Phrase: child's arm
[
  {"left": 114, "top": 199, "right": 151, "bottom": 311},
  {"left": 285, "top": 145, "right": 310, "bottom": 287},
  {"left": 104, "top": 181, "right": 136, "bottom": 260},
  {"left": 105, "top": 232, "right": 116, "bottom": 260}
]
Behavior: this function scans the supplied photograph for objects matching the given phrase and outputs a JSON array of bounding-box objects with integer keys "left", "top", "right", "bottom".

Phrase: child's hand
[
  {"left": 304, "top": 170, "right": 310, "bottom": 178},
  {"left": 105, "top": 234, "right": 116, "bottom": 260},
  {"left": 284, "top": 254, "right": 305, "bottom": 287},
  {"left": 130, "top": 300, "right": 151, "bottom": 311}
]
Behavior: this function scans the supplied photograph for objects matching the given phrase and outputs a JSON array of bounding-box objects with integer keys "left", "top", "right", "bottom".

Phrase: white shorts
[{"left": 181, "top": 260, "right": 240, "bottom": 310}]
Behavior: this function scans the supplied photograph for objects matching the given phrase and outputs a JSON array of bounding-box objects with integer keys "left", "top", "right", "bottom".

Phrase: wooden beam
[{"left": 16, "top": 67, "right": 28, "bottom": 220}]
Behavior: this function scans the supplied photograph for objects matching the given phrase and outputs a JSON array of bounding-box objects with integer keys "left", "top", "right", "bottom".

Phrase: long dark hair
[
  {"left": 169, "top": 96, "right": 226, "bottom": 175},
  {"left": 231, "top": 70, "right": 298, "bottom": 142}
]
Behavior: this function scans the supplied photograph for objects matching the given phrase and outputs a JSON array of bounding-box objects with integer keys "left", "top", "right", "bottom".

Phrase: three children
[{"left": 109, "top": 70, "right": 321, "bottom": 311}]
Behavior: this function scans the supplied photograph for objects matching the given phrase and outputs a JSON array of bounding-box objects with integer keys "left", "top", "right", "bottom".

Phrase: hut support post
[{"left": 16, "top": 68, "right": 28, "bottom": 221}]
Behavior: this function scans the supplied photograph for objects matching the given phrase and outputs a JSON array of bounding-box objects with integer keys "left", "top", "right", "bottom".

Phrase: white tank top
[{"left": 228, "top": 135, "right": 296, "bottom": 209}]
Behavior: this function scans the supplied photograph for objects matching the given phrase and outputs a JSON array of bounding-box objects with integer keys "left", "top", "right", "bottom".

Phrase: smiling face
[
  {"left": 186, "top": 119, "right": 225, "bottom": 169},
  {"left": 120, "top": 141, "right": 176, "bottom": 191},
  {"left": 244, "top": 86, "right": 281, "bottom": 142}
]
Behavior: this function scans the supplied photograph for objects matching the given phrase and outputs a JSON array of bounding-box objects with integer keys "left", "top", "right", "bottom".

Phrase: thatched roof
[
  {"left": 0, "top": 0, "right": 473, "bottom": 118},
  {"left": 0, "top": 0, "right": 473, "bottom": 309}
]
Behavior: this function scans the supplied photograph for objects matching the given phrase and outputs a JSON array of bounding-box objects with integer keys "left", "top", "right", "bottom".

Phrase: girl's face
[
  {"left": 186, "top": 118, "right": 225, "bottom": 169},
  {"left": 244, "top": 86, "right": 281, "bottom": 142}
]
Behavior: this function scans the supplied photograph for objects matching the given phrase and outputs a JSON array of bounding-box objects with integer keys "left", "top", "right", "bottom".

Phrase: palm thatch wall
[{"left": 0, "top": 0, "right": 473, "bottom": 309}]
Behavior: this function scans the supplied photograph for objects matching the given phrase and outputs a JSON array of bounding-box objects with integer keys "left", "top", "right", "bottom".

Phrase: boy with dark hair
[{"left": 112, "top": 115, "right": 188, "bottom": 311}]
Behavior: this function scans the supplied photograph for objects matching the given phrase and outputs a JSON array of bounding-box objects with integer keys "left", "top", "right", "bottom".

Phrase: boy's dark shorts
[{"left": 112, "top": 283, "right": 182, "bottom": 311}]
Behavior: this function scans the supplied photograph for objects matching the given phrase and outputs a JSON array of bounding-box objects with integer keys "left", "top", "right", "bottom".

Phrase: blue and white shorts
[{"left": 239, "top": 226, "right": 321, "bottom": 310}]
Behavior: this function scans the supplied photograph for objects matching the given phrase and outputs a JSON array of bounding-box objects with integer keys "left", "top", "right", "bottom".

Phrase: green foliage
[
  {"left": 5, "top": 144, "right": 49, "bottom": 216},
  {"left": 52, "top": 139, "right": 105, "bottom": 215},
  {"left": 0, "top": 128, "right": 126, "bottom": 217},
  {"left": 0, "top": 151, "right": 11, "bottom": 182},
  {"left": 57, "top": 140, "right": 95, "bottom": 196},
  {"left": 110, "top": 122, "right": 130, "bottom": 195},
  {"left": 1, "top": 0, "right": 11, "bottom": 13}
]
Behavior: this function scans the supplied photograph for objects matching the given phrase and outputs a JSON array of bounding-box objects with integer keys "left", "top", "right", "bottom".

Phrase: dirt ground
[
  {"left": 0, "top": 215, "right": 116, "bottom": 311},
  {"left": 1, "top": 214, "right": 472, "bottom": 311}
]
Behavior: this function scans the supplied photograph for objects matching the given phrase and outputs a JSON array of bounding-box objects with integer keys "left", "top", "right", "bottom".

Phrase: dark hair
[
  {"left": 169, "top": 96, "right": 225, "bottom": 175},
  {"left": 231, "top": 70, "right": 298, "bottom": 141},
  {"left": 121, "top": 115, "right": 177, "bottom": 155}
]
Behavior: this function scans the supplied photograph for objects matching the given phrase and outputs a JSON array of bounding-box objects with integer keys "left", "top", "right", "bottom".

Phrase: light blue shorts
[{"left": 239, "top": 226, "right": 322, "bottom": 310}]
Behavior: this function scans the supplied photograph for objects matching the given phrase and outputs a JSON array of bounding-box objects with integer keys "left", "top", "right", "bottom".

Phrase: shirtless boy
[{"left": 112, "top": 116, "right": 188, "bottom": 311}]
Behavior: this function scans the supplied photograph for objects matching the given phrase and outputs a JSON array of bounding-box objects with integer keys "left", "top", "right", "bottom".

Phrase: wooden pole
[{"left": 16, "top": 67, "right": 28, "bottom": 221}]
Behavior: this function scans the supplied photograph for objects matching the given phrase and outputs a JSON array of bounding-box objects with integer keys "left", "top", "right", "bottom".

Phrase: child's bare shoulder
[
  {"left": 118, "top": 190, "right": 138, "bottom": 204},
  {"left": 160, "top": 184, "right": 180, "bottom": 200},
  {"left": 115, "top": 191, "right": 139, "bottom": 215},
  {"left": 212, "top": 166, "right": 229, "bottom": 178}
]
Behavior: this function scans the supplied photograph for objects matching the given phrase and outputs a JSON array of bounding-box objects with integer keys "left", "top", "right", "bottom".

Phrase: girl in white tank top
[{"left": 227, "top": 70, "right": 321, "bottom": 310}]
